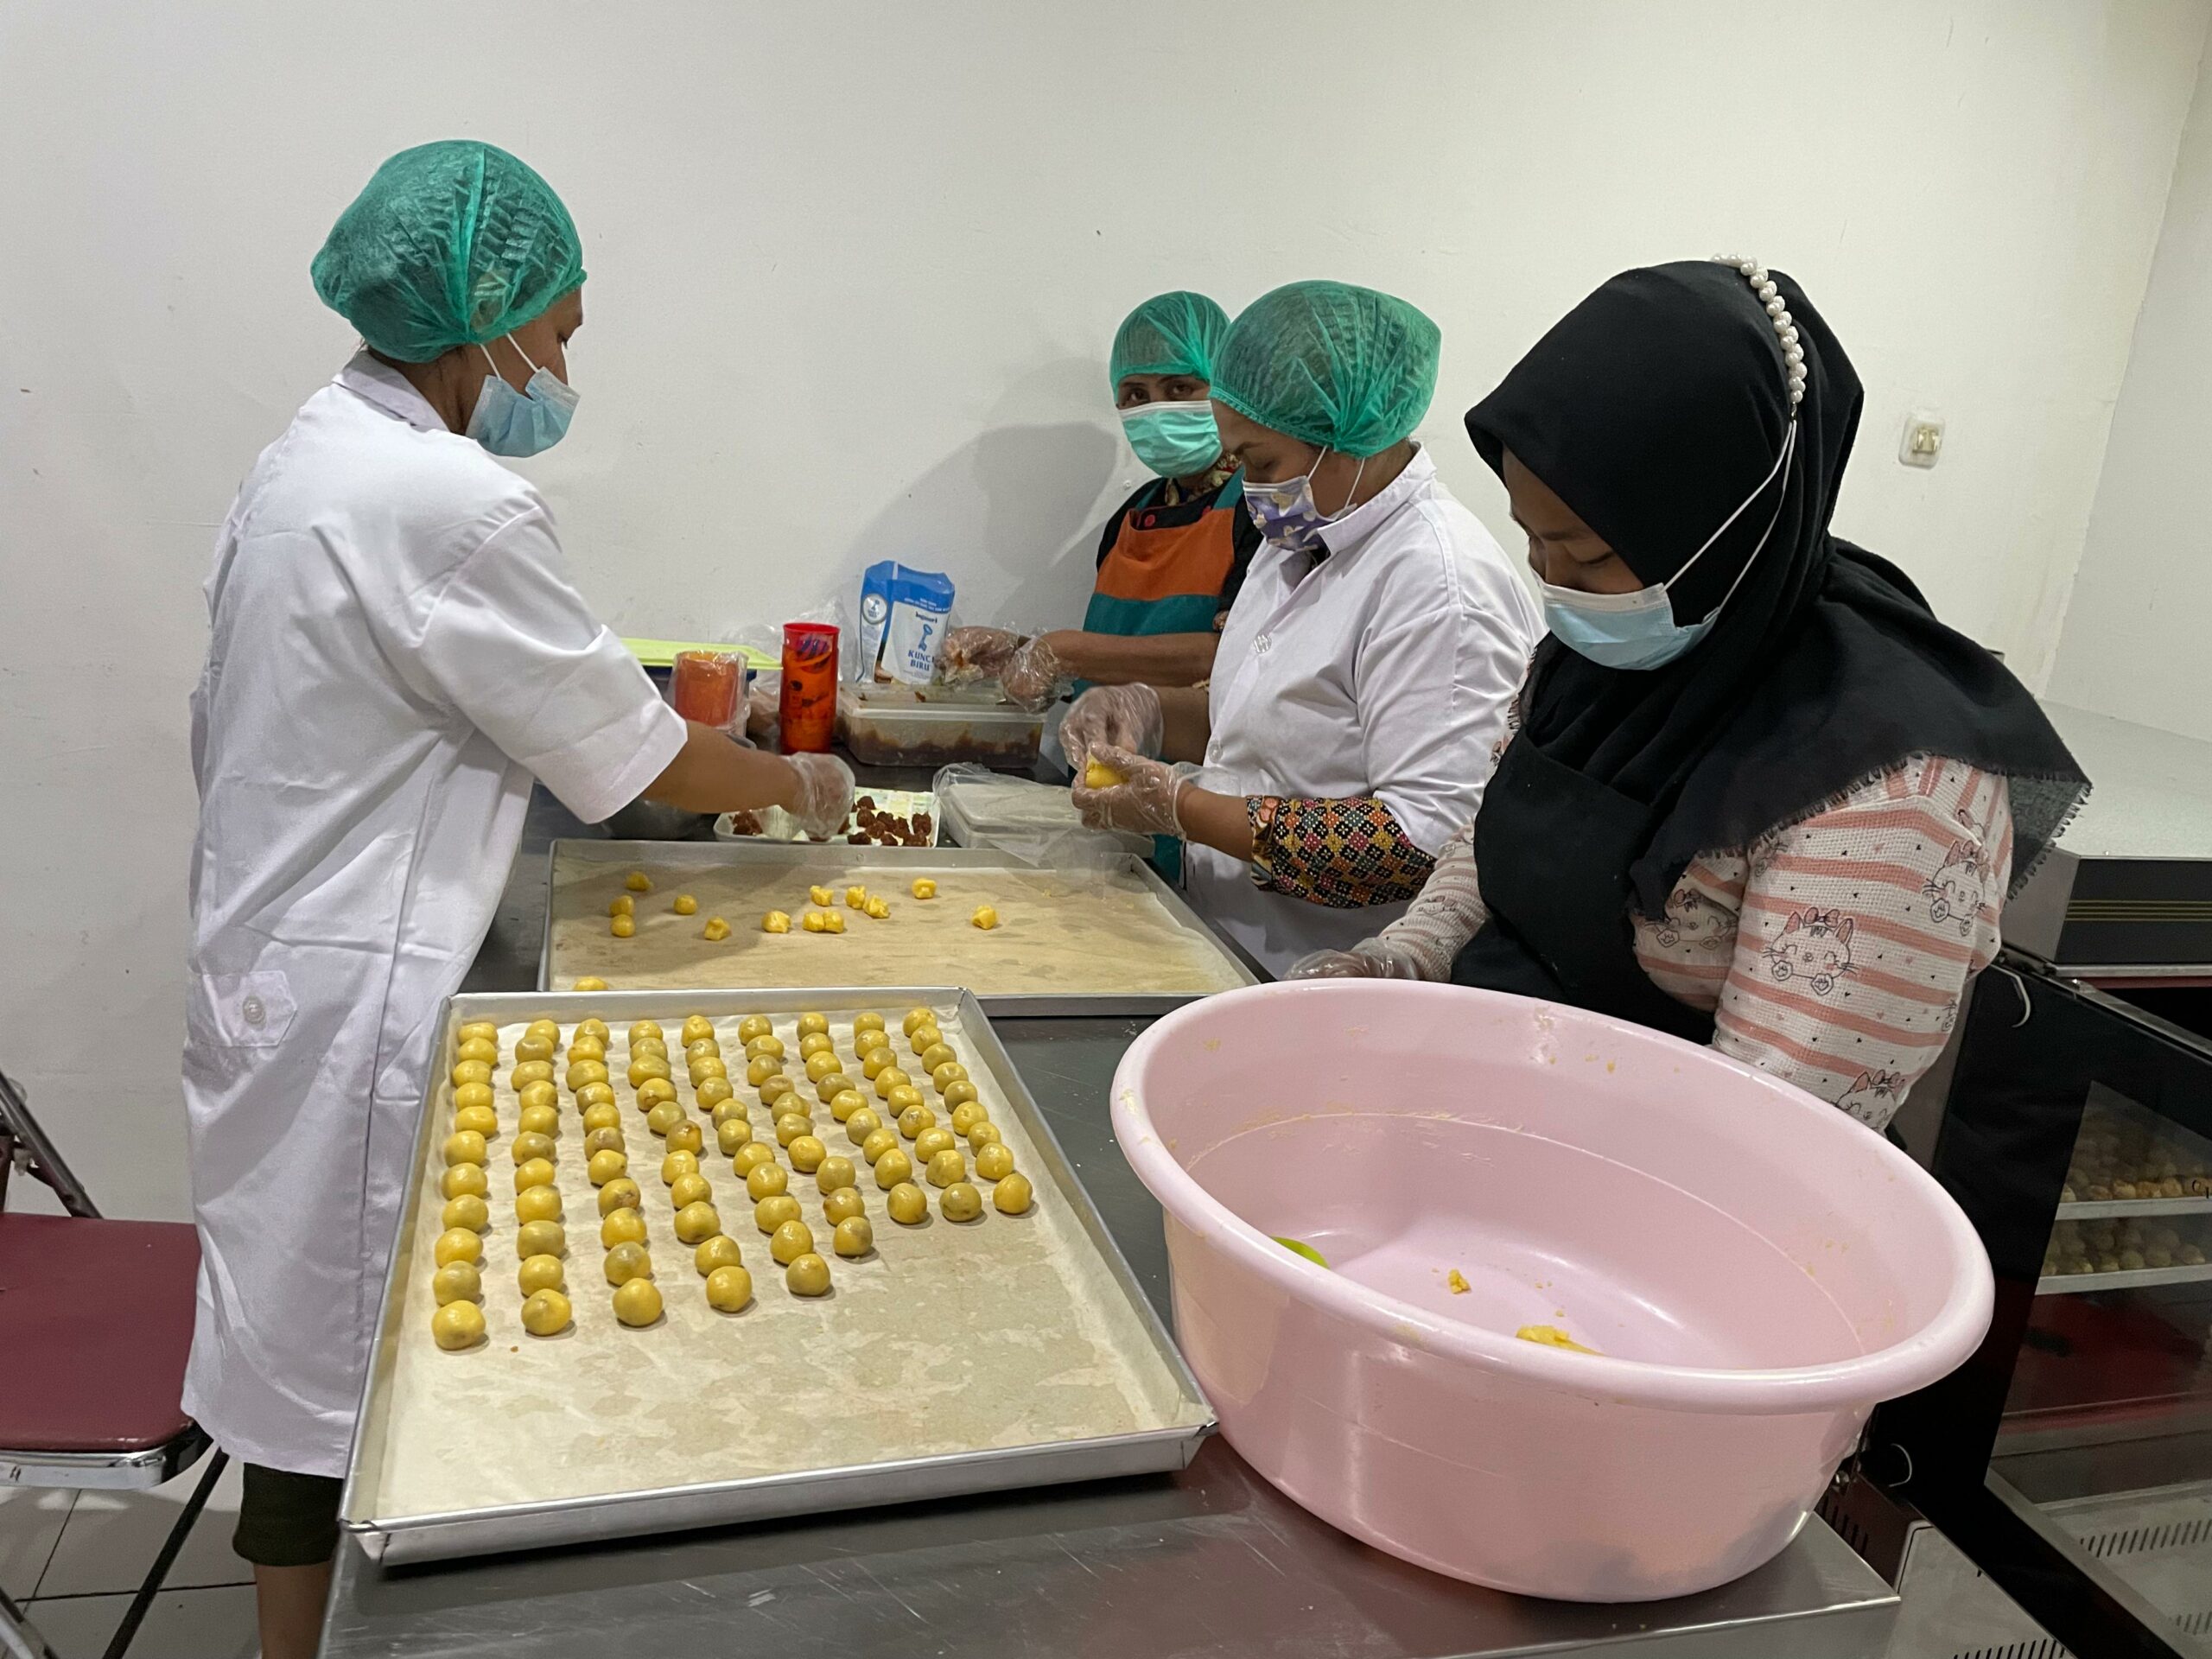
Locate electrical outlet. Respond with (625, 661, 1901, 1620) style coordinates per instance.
(1899, 411, 1944, 468)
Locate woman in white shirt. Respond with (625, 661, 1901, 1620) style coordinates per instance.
(185, 141, 850, 1656)
(1066, 281, 1540, 974)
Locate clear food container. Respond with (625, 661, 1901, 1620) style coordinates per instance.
(837, 683, 1042, 771)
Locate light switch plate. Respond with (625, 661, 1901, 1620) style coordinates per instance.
(1899, 410, 1944, 468)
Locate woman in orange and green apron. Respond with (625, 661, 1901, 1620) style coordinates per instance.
(942, 290, 1259, 709)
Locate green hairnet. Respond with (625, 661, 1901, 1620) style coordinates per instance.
(1212, 281, 1440, 457)
(310, 141, 587, 363)
(1109, 290, 1230, 391)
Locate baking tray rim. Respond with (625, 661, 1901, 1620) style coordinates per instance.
(535, 838, 1267, 1012)
(339, 985, 1215, 1561)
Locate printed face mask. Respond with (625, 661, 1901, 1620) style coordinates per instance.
(1244, 446, 1366, 556)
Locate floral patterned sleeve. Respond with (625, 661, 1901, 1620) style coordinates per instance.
(1246, 796, 1439, 909)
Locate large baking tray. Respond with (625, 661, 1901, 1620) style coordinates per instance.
(537, 839, 1263, 1015)
(340, 987, 1214, 1564)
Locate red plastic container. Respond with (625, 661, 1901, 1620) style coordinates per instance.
(671, 651, 742, 730)
(779, 623, 839, 753)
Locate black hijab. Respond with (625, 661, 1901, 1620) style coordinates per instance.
(1465, 260, 2087, 918)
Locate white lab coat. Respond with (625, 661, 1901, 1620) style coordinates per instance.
(1187, 447, 1540, 973)
(181, 353, 685, 1477)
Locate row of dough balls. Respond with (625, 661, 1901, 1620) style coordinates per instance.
(601, 868, 1000, 940)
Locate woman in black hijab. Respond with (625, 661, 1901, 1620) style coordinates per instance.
(1294, 258, 2088, 1128)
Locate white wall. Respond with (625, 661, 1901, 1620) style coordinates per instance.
(2047, 29, 2212, 741)
(3, 0, 2204, 1217)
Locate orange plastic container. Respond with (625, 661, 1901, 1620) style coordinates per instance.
(779, 623, 839, 753)
(671, 651, 742, 730)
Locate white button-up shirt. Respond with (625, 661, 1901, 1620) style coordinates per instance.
(1187, 446, 1540, 973)
(181, 353, 685, 1476)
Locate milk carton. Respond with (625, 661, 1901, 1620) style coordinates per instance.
(856, 561, 955, 684)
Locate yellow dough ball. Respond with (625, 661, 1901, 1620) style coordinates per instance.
(671, 1172, 713, 1211)
(694, 1234, 743, 1276)
(457, 1020, 499, 1044)
(441, 1164, 488, 1201)
(816, 1154, 857, 1194)
(684, 1041, 720, 1071)
(913, 1127, 956, 1163)
(802, 1051, 839, 1085)
(746, 1033, 787, 1062)
(845, 1107, 883, 1145)
(754, 1194, 801, 1234)
(661, 1148, 701, 1185)
(830, 1088, 868, 1123)
(513, 1158, 557, 1194)
(566, 1059, 609, 1090)
(610, 914, 636, 938)
(511, 1131, 556, 1166)
(833, 1217, 874, 1258)
(454, 1080, 496, 1115)
(747, 1161, 791, 1201)
(672, 893, 699, 916)
(969, 906, 999, 931)
(568, 1033, 607, 1063)
(886, 1084, 925, 1117)
(785, 1253, 832, 1296)
(809, 884, 835, 906)
(515, 1185, 563, 1225)
(597, 1179, 642, 1217)
(940, 1181, 984, 1222)
(512, 1078, 555, 1113)
(518, 1254, 565, 1295)
(689, 1056, 728, 1085)
(822, 910, 847, 934)
(580, 1128, 621, 1157)
(745, 1054, 783, 1088)
(801, 910, 828, 933)
(901, 1007, 934, 1036)
(907, 1028, 942, 1059)
(975, 1142, 1016, 1182)
(716, 1119, 753, 1156)
(625, 870, 654, 893)
(791, 1012, 826, 1037)
(576, 1018, 611, 1043)
(918, 1042, 956, 1074)
(774, 1112, 813, 1148)
(854, 1027, 891, 1055)
(930, 1062, 969, 1094)
(927, 1149, 968, 1188)
(887, 1182, 929, 1224)
(524, 1017, 560, 1042)
(1084, 758, 1127, 790)
(442, 1130, 487, 1167)
(798, 1032, 835, 1061)
(517, 1103, 558, 1138)
(432, 1300, 486, 1351)
(434, 1228, 482, 1268)
(823, 1186, 867, 1226)
(966, 1122, 1002, 1153)
(613, 1278, 663, 1326)
(861, 1049, 893, 1083)
(863, 896, 891, 920)
(432, 1261, 480, 1305)
(853, 1011, 887, 1036)
(861, 1128, 899, 1166)
(760, 1074, 797, 1107)
(454, 1104, 499, 1138)
(910, 877, 937, 899)
(681, 1014, 715, 1045)
(874, 1068, 911, 1101)
(665, 1122, 703, 1157)
(517, 1220, 566, 1259)
(711, 1096, 751, 1128)
(628, 1057, 672, 1090)
(874, 1148, 913, 1190)
(788, 1135, 828, 1173)
(442, 1194, 490, 1232)
(992, 1173, 1033, 1215)
(509, 1034, 550, 1065)
(645, 1101, 685, 1137)
(705, 1264, 754, 1312)
(636, 1077, 677, 1111)
(762, 911, 792, 934)
(512, 1059, 556, 1087)
(601, 1208, 648, 1249)
(770, 1219, 817, 1266)
(588, 1149, 629, 1186)
(734, 1142, 777, 1177)
(521, 1288, 573, 1336)
(582, 1101, 623, 1133)
(575, 1081, 617, 1110)
(737, 1014, 773, 1043)
(603, 1242, 653, 1286)
(696, 1075, 735, 1110)
(609, 894, 635, 918)
(675, 1201, 721, 1245)
(815, 1072, 854, 1104)
(573, 976, 608, 992)
(946, 1090, 983, 1125)
(628, 1018, 664, 1042)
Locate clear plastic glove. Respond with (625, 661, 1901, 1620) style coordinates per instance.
(1060, 683, 1164, 775)
(1289, 820, 1488, 982)
(1069, 745, 1195, 836)
(996, 633, 1070, 713)
(783, 751, 855, 840)
(940, 626, 1025, 682)
(1286, 942, 1430, 980)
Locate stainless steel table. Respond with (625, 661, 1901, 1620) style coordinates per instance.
(321, 784, 1900, 1659)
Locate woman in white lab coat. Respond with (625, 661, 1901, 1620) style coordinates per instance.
(1067, 281, 1541, 974)
(182, 141, 851, 1656)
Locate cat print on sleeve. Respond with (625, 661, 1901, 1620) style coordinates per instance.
(1837, 1070, 1907, 1126)
(1922, 839, 1988, 938)
(1654, 891, 1732, 953)
(1764, 906, 1857, 996)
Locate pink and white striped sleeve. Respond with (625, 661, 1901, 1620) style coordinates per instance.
(1712, 758, 2012, 1128)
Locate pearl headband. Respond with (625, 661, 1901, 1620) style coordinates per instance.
(1713, 256, 1805, 411)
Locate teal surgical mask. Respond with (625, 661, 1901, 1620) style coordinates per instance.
(1119, 400, 1222, 477)
(466, 336, 577, 457)
(1544, 423, 1797, 671)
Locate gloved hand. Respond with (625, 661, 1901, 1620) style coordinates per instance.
(996, 633, 1070, 714)
(940, 626, 1025, 681)
(1060, 683, 1164, 775)
(1069, 745, 1196, 836)
(1286, 819, 1487, 982)
(783, 751, 855, 840)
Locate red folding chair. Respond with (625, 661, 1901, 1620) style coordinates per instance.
(0, 1071, 226, 1659)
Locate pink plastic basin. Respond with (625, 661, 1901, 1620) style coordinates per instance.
(1111, 980, 1992, 1601)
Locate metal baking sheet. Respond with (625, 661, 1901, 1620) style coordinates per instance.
(537, 839, 1263, 1015)
(340, 988, 1214, 1564)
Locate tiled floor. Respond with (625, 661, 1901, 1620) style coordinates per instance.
(2, 1456, 260, 1657)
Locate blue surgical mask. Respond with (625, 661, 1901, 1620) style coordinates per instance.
(1244, 445, 1365, 556)
(1542, 423, 1798, 671)
(1119, 400, 1222, 477)
(465, 336, 578, 457)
